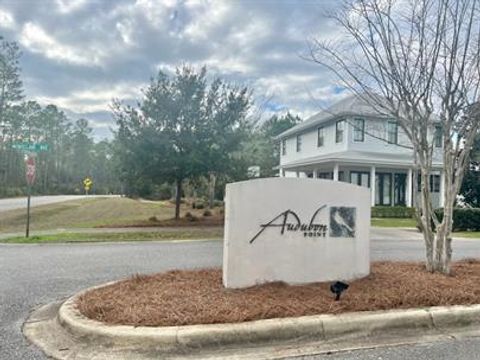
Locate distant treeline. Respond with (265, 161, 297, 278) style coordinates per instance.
(0, 36, 121, 197)
(0, 35, 300, 201)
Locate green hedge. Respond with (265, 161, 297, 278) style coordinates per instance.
(371, 206, 415, 218)
(0, 187, 25, 198)
(434, 208, 480, 231)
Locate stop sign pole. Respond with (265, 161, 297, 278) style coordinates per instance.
(25, 154, 36, 238)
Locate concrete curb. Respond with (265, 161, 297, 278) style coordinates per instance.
(57, 281, 480, 353)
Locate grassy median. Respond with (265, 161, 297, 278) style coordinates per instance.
(0, 197, 177, 233)
(0, 229, 223, 244)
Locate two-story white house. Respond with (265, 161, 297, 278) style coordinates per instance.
(275, 95, 444, 208)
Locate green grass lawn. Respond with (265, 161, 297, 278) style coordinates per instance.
(1, 229, 223, 244)
(0, 197, 176, 233)
(370, 218, 480, 238)
(371, 217, 417, 228)
(452, 232, 480, 239)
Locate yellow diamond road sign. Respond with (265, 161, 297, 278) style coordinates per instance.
(83, 177, 93, 190)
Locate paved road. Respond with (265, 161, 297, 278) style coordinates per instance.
(1, 233, 480, 359)
(0, 195, 117, 213)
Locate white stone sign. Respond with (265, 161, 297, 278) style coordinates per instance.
(223, 177, 370, 288)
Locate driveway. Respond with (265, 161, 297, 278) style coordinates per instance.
(1, 231, 479, 359)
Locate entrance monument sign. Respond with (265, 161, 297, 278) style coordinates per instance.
(223, 178, 370, 288)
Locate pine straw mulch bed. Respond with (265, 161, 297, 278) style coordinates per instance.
(77, 260, 480, 327)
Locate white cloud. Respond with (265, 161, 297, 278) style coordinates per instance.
(128, 0, 174, 29)
(35, 82, 145, 113)
(55, 0, 88, 14)
(0, 8, 15, 29)
(182, 1, 231, 40)
(116, 19, 135, 45)
(4, 0, 343, 136)
(19, 22, 104, 66)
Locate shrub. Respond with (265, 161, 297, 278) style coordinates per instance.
(184, 212, 198, 222)
(213, 200, 224, 208)
(148, 216, 159, 222)
(203, 209, 212, 217)
(194, 202, 205, 209)
(152, 183, 172, 200)
(434, 208, 480, 231)
(0, 187, 25, 198)
(371, 206, 415, 218)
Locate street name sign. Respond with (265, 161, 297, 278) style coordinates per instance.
(12, 142, 49, 152)
(223, 177, 371, 288)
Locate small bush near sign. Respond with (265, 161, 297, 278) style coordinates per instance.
(435, 208, 480, 231)
(372, 206, 415, 218)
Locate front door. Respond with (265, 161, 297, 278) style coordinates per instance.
(394, 173, 406, 206)
(375, 173, 392, 205)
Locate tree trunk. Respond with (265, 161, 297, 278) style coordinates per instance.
(433, 154, 456, 274)
(175, 179, 182, 220)
(418, 168, 436, 272)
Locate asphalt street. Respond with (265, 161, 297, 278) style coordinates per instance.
(0, 195, 117, 213)
(1, 232, 480, 359)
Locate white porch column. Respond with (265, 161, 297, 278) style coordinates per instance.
(370, 165, 376, 206)
(333, 163, 339, 181)
(312, 169, 318, 179)
(406, 168, 413, 207)
(439, 170, 445, 207)
(279, 167, 285, 177)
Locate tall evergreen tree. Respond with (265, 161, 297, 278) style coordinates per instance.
(243, 112, 300, 178)
(113, 65, 251, 219)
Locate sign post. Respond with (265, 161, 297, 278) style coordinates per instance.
(11, 142, 48, 238)
(25, 155, 36, 238)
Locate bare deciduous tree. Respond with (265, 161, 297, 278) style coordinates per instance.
(309, 0, 480, 274)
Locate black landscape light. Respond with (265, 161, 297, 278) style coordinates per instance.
(330, 281, 349, 301)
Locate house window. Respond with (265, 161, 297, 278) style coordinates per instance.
(353, 118, 365, 142)
(317, 127, 324, 147)
(434, 126, 442, 148)
(282, 139, 286, 156)
(318, 172, 333, 179)
(375, 173, 392, 205)
(431, 175, 441, 193)
(387, 121, 398, 144)
(350, 171, 370, 188)
(394, 173, 406, 206)
(336, 120, 344, 143)
(417, 174, 441, 193)
(296, 135, 302, 152)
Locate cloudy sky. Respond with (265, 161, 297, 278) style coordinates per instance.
(0, 0, 346, 139)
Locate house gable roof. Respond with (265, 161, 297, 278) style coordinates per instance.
(275, 94, 389, 140)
